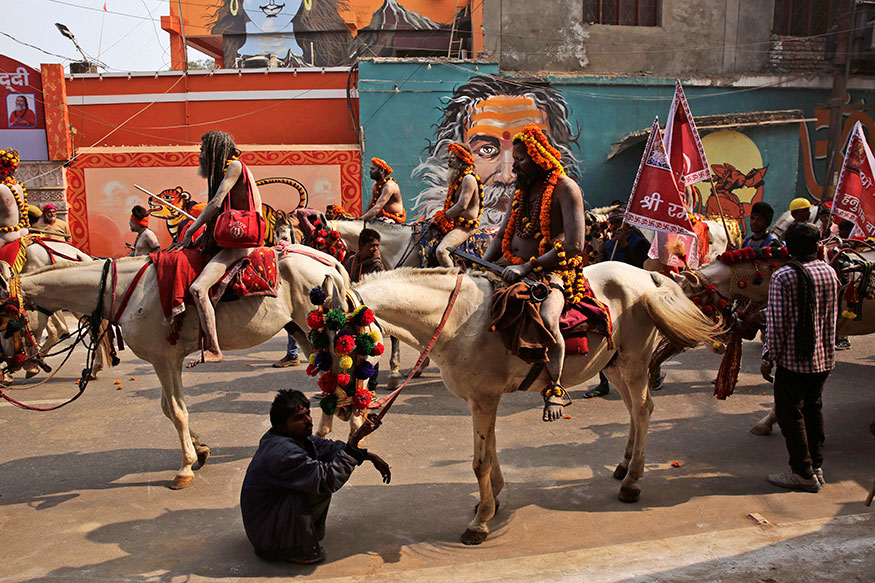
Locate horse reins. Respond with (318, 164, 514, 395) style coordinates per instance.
(0, 258, 143, 411)
(369, 271, 464, 419)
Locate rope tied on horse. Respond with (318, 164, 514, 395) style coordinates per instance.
(0, 259, 122, 411)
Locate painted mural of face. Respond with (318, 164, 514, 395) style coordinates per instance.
(240, 0, 303, 58)
(411, 75, 579, 229)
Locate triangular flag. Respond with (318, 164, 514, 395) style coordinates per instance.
(832, 121, 875, 237)
(103, 2, 107, 10)
(625, 117, 696, 237)
(664, 80, 711, 189)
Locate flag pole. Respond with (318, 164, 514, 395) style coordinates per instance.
(608, 217, 624, 261)
(706, 176, 735, 250)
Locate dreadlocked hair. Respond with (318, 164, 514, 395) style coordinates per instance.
(786, 259, 816, 362)
(200, 131, 240, 200)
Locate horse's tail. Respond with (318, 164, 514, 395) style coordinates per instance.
(641, 272, 723, 349)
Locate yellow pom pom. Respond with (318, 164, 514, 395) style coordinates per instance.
(841, 310, 857, 320)
(712, 341, 722, 350)
(339, 355, 353, 370)
(308, 353, 316, 365)
(368, 330, 381, 343)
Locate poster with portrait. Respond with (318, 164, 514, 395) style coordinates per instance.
(0, 55, 48, 160)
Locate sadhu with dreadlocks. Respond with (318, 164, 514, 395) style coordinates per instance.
(0, 148, 29, 273)
(171, 131, 264, 365)
(360, 157, 405, 223)
(482, 124, 586, 422)
(431, 142, 484, 267)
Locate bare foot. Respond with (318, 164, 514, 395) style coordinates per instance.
(542, 385, 572, 422)
(186, 349, 223, 369)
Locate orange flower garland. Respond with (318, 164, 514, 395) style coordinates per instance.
(0, 149, 28, 234)
(370, 157, 393, 175)
(434, 168, 484, 234)
(447, 142, 475, 166)
(501, 124, 564, 266)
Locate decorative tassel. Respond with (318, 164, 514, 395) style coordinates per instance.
(714, 332, 743, 400)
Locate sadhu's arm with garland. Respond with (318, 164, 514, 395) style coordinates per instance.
(481, 124, 586, 422)
(360, 157, 405, 223)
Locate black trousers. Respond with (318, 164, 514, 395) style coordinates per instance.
(773, 366, 830, 479)
(254, 491, 332, 561)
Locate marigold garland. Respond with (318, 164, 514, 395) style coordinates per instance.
(434, 168, 484, 234)
(0, 149, 28, 234)
(447, 142, 476, 166)
(370, 157, 393, 175)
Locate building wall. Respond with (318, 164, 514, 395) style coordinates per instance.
(484, 0, 829, 77)
(358, 60, 875, 232)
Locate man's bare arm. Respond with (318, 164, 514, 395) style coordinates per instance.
(444, 174, 477, 219)
(481, 208, 512, 263)
(360, 181, 397, 220)
(173, 161, 242, 247)
(144, 230, 161, 253)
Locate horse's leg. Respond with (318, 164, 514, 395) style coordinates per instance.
(189, 429, 211, 468)
(462, 394, 500, 545)
(604, 366, 633, 480)
(611, 364, 654, 503)
(347, 413, 365, 441)
(153, 358, 199, 489)
(316, 409, 334, 437)
(751, 406, 777, 436)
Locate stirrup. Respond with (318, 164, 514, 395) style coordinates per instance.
(541, 382, 572, 407)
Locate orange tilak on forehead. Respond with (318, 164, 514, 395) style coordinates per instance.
(466, 96, 549, 141)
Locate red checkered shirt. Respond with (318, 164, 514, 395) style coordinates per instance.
(762, 259, 838, 373)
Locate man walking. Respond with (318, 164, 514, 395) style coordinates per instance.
(761, 222, 837, 493)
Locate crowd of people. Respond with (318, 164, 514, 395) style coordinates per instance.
(1, 125, 859, 564)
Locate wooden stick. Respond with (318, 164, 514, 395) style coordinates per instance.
(707, 176, 735, 250)
(866, 481, 875, 507)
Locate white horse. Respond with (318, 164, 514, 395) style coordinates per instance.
(348, 264, 721, 544)
(0, 245, 352, 489)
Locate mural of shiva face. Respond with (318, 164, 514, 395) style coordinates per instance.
(238, 0, 304, 60)
(412, 75, 580, 228)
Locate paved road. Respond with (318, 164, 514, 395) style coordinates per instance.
(1, 328, 872, 582)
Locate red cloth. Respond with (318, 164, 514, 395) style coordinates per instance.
(150, 247, 279, 325)
(0, 238, 21, 266)
(151, 248, 210, 324)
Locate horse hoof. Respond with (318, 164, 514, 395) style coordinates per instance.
(750, 423, 772, 436)
(613, 464, 628, 480)
(618, 485, 640, 503)
(169, 475, 193, 490)
(25, 369, 38, 379)
(461, 529, 488, 545)
(473, 499, 500, 515)
(196, 445, 211, 469)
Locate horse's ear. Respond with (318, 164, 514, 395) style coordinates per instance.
(321, 274, 341, 309)
(671, 270, 702, 292)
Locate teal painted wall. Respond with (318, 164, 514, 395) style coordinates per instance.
(358, 60, 875, 229)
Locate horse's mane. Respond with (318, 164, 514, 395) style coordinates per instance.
(21, 256, 146, 277)
(357, 266, 463, 284)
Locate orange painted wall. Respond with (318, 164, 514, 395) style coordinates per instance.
(65, 68, 357, 149)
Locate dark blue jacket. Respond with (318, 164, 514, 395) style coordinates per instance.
(240, 429, 367, 552)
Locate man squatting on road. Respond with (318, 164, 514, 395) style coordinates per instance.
(241, 389, 391, 564)
(482, 124, 586, 422)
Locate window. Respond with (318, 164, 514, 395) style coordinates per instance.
(773, 0, 836, 37)
(584, 0, 659, 27)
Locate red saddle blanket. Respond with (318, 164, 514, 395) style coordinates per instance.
(489, 275, 613, 364)
(150, 247, 280, 324)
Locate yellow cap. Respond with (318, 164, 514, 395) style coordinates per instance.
(789, 197, 812, 212)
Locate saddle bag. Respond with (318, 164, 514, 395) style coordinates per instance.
(214, 162, 265, 248)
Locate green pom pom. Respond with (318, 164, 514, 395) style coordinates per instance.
(356, 334, 375, 356)
(308, 330, 329, 350)
(7, 317, 23, 332)
(320, 394, 338, 415)
(753, 277, 764, 286)
(325, 309, 347, 331)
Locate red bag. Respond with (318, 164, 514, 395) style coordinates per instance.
(214, 162, 265, 248)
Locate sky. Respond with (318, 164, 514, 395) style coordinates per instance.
(1, 0, 210, 72)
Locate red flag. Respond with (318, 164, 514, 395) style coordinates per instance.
(664, 79, 711, 188)
(832, 121, 875, 237)
(625, 118, 696, 237)
(103, 2, 107, 9)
